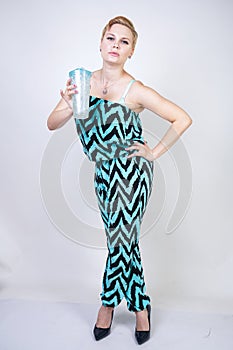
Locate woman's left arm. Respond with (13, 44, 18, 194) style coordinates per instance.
(126, 83, 193, 161)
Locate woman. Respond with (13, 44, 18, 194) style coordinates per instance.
(47, 16, 192, 345)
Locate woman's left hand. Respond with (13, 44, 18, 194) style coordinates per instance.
(126, 142, 156, 161)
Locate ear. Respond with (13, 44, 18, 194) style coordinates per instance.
(129, 49, 134, 58)
(100, 38, 104, 51)
(129, 48, 134, 59)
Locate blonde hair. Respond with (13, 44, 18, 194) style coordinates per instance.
(101, 16, 138, 49)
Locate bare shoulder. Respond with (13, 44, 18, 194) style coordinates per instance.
(123, 79, 144, 112)
(129, 79, 192, 125)
(131, 80, 161, 98)
(126, 79, 162, 111)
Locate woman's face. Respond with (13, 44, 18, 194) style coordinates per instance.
(100, 24, 134, 65)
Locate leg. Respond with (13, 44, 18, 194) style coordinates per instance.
(95, 305, 114, 328)
(94, 157, 154, 311)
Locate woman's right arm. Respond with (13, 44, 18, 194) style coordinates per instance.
(47, 78, 77, 130)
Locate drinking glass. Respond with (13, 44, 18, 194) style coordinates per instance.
(69, 68, 92, 119)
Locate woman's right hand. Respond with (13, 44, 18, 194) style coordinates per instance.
(60, 78, 78, 109)
(47, 78, 78, 130)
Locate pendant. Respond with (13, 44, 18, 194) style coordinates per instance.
(102, 87, 108, 95)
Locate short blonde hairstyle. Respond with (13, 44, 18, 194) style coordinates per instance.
(101, 16, 138, 49)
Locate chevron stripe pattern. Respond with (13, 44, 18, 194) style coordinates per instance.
(75, 96, 145, 162)
(75, 96, 154, 312)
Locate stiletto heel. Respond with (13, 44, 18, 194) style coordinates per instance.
(135, 304, 151, 345)
(93, 309, 114, 341)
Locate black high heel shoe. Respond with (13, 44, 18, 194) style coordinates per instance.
(93, 309, 114, 341)
(135, 304, 151, 345)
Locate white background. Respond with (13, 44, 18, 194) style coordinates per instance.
(0, 0, 232, 313)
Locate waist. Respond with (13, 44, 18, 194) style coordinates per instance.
(86, 138, 145, 164)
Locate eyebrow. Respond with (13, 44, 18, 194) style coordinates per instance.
(106, 32, 131, 41)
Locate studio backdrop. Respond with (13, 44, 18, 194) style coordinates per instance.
(0, 0, 232, 313)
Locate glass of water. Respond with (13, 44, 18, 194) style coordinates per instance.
(69, 67, 92, 119)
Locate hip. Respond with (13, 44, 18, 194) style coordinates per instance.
(94, 156, 154, 192)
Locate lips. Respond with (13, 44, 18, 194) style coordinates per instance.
(108, 52, 119, 57)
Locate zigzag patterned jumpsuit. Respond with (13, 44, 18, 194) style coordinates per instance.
(75, 80, 154, 312)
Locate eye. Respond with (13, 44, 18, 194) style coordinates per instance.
(107, 36, 114, 41)
(122, 40, 129, 45)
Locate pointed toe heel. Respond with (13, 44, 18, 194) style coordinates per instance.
(93, 309, 114, 341)
(135, 304, 151, 345)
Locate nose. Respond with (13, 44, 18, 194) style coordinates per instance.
(113, 41, 119, 49)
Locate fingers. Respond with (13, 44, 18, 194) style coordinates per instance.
(109, 139, 154, 161)
(66, 81, 78, 95)
(66, 78, 77, 90)
(125, 144, 141, 159)
(60, 79, 78, 102)
(125, 146, 140, 151)
(66, 77, 72, 86)
(126, 142, 153, 161)
(59, 89, 72, 109)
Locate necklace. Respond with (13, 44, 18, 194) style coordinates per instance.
(102, 80, 118, 95)
(100, 73, 124, 95)
(102, 86, 108, 95)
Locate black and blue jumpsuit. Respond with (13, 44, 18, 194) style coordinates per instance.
(75, 80, 154, 312)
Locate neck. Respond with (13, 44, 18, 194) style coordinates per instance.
(100, 64, 125, 85)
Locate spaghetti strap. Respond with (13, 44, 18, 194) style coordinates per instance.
(119, 79, 136, 103)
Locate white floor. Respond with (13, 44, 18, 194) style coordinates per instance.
(0, 299, 232, 350)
